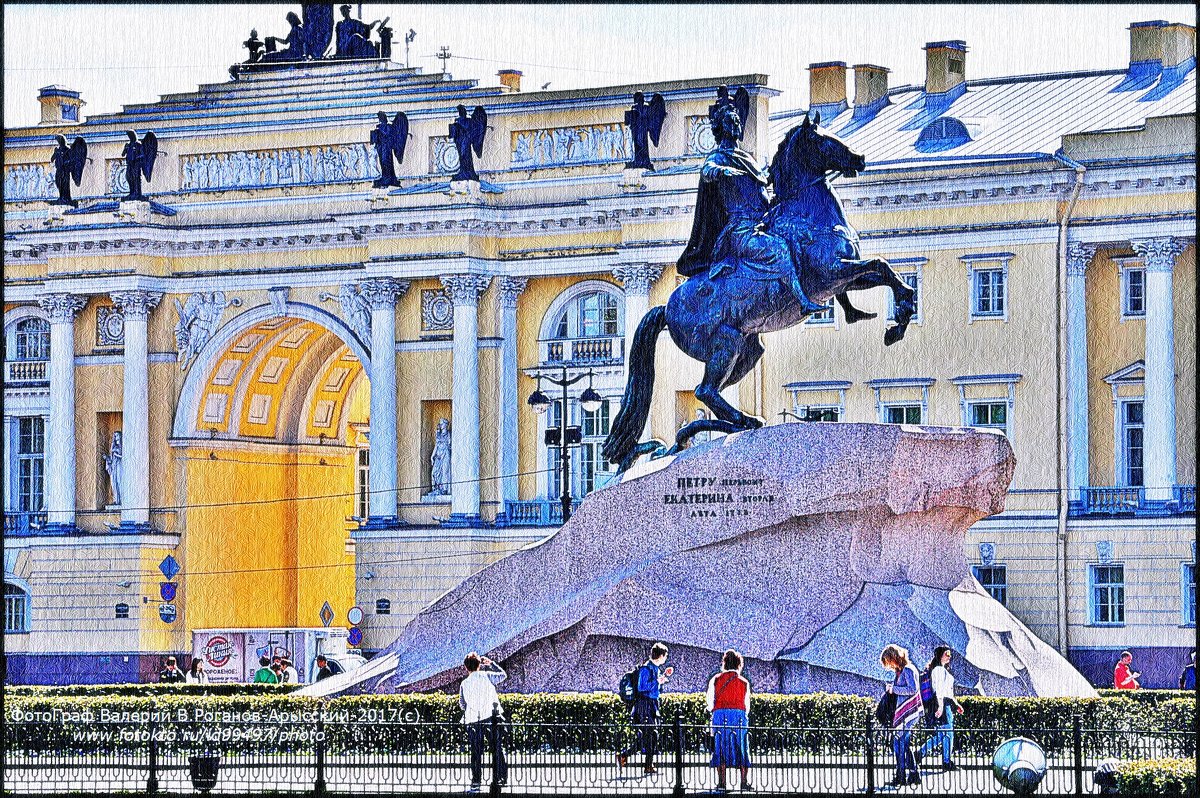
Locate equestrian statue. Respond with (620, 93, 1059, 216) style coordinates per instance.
(602, 88, 916, 473)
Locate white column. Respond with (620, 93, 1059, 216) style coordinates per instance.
(360, 278, 409, 526)
(110, 290, 163, 529)
(495, 277, 528, 512)
(1132, 237, 1184, 502)
(441, 274, 491, 523)
(37, 293, 86, 532)
(612, 264, 664, 374)
(1065, 242, 1094, 501)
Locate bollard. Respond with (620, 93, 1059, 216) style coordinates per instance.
(146, 719, 159, 795)
(314, 716, 327, 796)
(864, 711, 876, 796)
(672, 713, 685, 798)
(489, 704, 502, 798)
(1072, 715, 1083, 796)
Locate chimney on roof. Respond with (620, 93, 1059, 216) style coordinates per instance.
(852, 64, 890, 110)
(1128, 20, 1168, 67)
(498, 69, 522, 92)
(808, 62, 848, 115)
(1161, 21, 1196, 69)
(38, 85, 84, 126)
(924, 40, 967, 95)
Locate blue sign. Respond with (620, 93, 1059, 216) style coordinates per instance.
(159, 603, 177, 624)
(348, 627, 363, 647)
(159, 555, 180, 581)
(159, 582, 177, 602)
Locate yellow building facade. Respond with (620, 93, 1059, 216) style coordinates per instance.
(4, 18, 1195, 687)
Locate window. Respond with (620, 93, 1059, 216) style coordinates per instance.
(16, 417, 46, 512)
(885, 404, 922, 425)
(356, 448, 370, 519)
(888, 270, 921, 323)
(1089, 564, 1125, 625)
(549, 398, 615, 499)
(972, 268, 1006, 317)
(1181, 560, 1196, 625)
(14, 318, 50, 361)
(115, 603, 130, 619)
(5, 583, 29, 633)
(805, 302, 834, 325)
(800, 407, 840, 422)
(375, 598, 391, 616)
(972, 564, 1007, 605)
(1121, 266, 1146, 318)
(969, 402, 1008, 435)
(554, 291, 620, 339)
(914, 117, 971, 153)
(1120, 401, 1144, 487)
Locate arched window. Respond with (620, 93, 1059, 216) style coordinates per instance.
(553, 290, 620, 339)
(5, 583, 29, 633)
(914, 117, 972, 153)
(13, 318, 50, 361)
(543, 287, 623, 366)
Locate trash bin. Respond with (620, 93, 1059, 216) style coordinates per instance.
(188, 753, 221, 794)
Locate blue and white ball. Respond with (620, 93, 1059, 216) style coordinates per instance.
(992, 737, 1048, 794)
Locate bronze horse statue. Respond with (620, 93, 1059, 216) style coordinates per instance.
(603, 105, 915, 472)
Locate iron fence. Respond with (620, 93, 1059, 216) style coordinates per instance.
(3, 711, 1193, 796)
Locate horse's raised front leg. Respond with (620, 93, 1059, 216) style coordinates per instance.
(835, 292, 877, 324)
(839, 257, 916, 345)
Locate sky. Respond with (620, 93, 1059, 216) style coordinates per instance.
(3, 3, 1196, 128)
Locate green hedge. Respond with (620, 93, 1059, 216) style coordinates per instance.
(2, 683, 299, 697)
(1096, 689, 1194, 706)
(4, 689, 1194, 758)
(1118, 758, 1197, 796)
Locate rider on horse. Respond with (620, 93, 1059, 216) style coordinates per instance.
(676, 102, 826, 316)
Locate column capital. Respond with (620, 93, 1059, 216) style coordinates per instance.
(1131, 237, 1187, 273)
(495, 277, 529, 309)
(441, 274, 491, 307)
(1065, 242, 1097, 277)
(37, 292, 87, 322)
(110, 290, 163, 320)
(612, 263, 665, 295)
(359, 277, 410, 311)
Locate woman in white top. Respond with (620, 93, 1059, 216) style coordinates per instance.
(917, 646, 964, 770)
(185, 659, 208, 684)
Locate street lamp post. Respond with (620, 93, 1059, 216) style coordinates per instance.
(527, 366, 602, 524)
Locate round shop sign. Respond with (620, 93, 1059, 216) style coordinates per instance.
(204, 635, 235, 668)
(348, 627, 363, 647)
(347, 606, 364, 625)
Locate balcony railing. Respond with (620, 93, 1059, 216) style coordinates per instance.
(4, 511, 46, 535)
(499, 499, 581, 526)
(1077, 485, 1195, 516)
(540, 336, 624, 366)
(5, 360, 48, 384)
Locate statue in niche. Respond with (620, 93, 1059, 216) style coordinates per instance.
(103, 431, 123, 506)
(625, 92, 667, 170)
(449, 105, 488, 182)
(370, 111, 409, 188)
(174, 292, 242, 371)
(121, 130, 158, 201)
(427, 418, 452, 497)
(50, 135, 88, 206)
(335, 4, 384, 58)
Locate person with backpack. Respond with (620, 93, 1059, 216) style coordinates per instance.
(706, 649, 753, 793)
(881, 643, 922, 787)
(616, 642, 672, 775)
(916, 646, 964, 771)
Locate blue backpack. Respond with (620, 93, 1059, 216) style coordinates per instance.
(618, 665, 643, 706)
(919, 668, 939, 721)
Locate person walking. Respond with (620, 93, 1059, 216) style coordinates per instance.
(459, 652, 508, 791)
(616, 642, 673, 775)
(1180, 651, 1196, 691)
(706, 649, 753, 792)
(1113, 651, 1141, 690)
(185, 658, 208, 684)
(916, 646, 964, 771)
(253, 656, 278, 684)
(881, 644, 923, 787)
(158, 656, 186, 684)
(280, 657, 299, 685)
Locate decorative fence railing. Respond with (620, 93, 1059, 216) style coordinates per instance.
(500, 499, 581, 526)
(1079, 485, 1196, 516)
(3, 713, 1193, 796)
(4, 511, 46, 536)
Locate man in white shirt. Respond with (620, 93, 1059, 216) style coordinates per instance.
(459, 652, 508, 790)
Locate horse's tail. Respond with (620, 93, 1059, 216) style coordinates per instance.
(602, 305, 667, 469)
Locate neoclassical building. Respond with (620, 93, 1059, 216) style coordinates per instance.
(4, 14, 1195, 686)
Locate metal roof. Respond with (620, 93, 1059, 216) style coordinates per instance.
(770, 64, 1196, 167)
